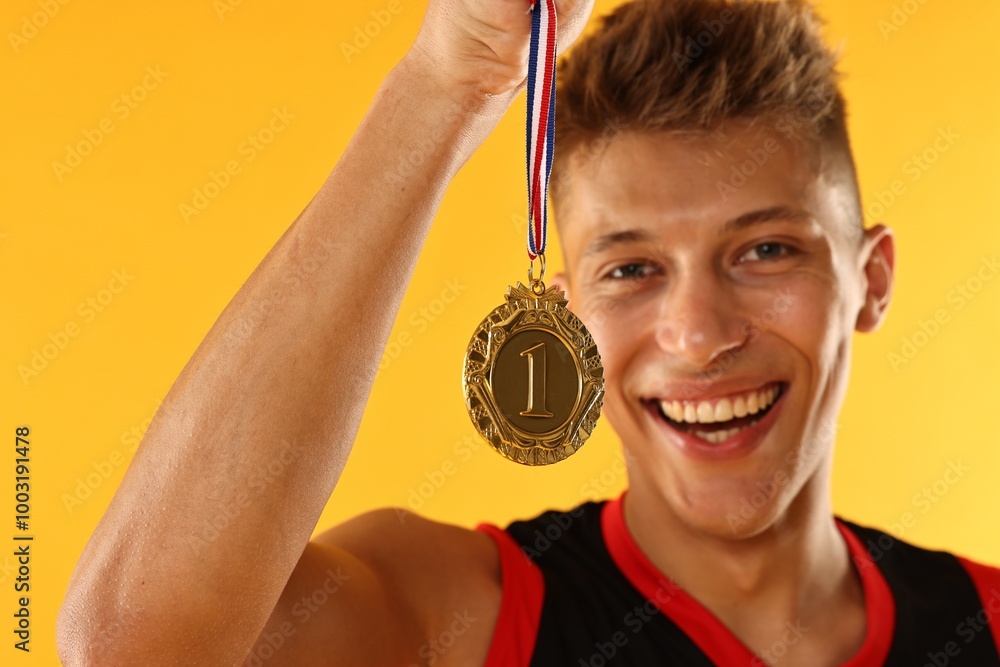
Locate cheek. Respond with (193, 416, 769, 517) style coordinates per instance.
(576, 294, 652, 380)
(754, 275, 846, 372)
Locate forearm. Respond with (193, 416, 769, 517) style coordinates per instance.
(58, 53, 514, 665)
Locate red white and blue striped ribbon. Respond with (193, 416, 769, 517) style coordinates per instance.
(526, 0, 557, 260)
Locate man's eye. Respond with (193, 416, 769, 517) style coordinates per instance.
(607, 263, 657, 280)
(740, 242, 793, 262)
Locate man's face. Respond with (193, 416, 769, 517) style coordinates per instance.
(555, 125, 892, 538)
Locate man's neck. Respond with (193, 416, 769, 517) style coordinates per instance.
(622, 476, 867, 664)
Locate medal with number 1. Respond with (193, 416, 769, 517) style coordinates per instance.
(462, 0, 605, 466)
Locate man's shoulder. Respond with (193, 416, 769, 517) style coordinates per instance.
(838, 516, 999, 567)
(838, 516, 1000, 599)
(308, 498, 607, 606)
(475, 499, 612, 571)
(314, 506, 500, 579)
(313, 499, 608, 573)
(311, 507, 504, 665)
(315, 507, 501, 614)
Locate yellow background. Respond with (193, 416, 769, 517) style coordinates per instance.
(2, 0, 998, 663)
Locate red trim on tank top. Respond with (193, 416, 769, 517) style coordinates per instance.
(601, 492, 896, 666)
(476, 522, 545, 667)
(957, 556, 1000, 654)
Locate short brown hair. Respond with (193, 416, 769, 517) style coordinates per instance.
(552, 0, 859, 219)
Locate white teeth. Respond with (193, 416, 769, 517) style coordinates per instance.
(658, 384, 780, 425)
(693, 426, 737, 444)
(691, 417, 762, 444)
(733, 396, 748, 418)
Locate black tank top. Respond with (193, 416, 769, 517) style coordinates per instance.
(477, 496, 1000, 666)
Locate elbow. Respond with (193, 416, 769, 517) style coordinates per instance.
(56, 594, 137, 667)
(56, 597, 103, 667)
(56, 600, 93, 667)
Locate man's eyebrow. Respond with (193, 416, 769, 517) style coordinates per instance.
(720, 206, 812, 234)
(583, 228, 657, 257)
(582, 206, 811, 257)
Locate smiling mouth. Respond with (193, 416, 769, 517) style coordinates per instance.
(651, 382, 785, 444)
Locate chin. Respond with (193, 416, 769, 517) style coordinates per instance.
(619, 428, 806, 544)
(663, 473, 795, 541)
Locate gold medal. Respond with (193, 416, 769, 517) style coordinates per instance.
(463, 259, 604, 466)
(462, 0, 603, 464)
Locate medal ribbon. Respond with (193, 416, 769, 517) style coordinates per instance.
(526, 0, 557, 261)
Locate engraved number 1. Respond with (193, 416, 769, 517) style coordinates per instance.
(520, 342, 554, 418)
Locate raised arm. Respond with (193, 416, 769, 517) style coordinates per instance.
(56, 1, 593, 666)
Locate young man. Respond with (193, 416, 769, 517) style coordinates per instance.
(57, 0, 1000, 665)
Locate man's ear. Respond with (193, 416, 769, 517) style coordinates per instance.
(550, 271, 572, 305)
(855, 224, 895, 333)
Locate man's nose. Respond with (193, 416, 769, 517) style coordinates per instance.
(653, 272, 747, 368)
